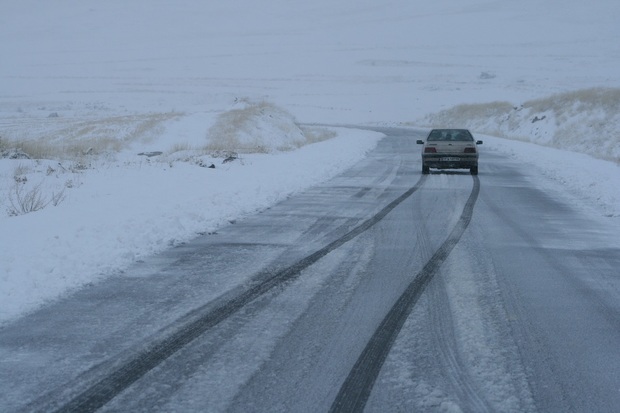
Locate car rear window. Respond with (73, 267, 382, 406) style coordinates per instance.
(427, 129, 473, 141)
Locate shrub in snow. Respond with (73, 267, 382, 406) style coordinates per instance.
(206, 101, 307, 154)
(1, 148, 31, 160)
(5, 163, 69, 216)
(1, 112, 181, 161)
(299, 126, 337, 144)
(8, 182, 45, 216)
(7, 181, 67, 216)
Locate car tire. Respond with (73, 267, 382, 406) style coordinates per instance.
(470, 166, 478, 175)
(422, 165, 430, 174)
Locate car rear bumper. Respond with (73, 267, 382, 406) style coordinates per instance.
(422, 154, 478, 169)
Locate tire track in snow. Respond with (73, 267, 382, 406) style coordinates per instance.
(329, 175, 480, 413)
(427, 273, 493, 412)
(48, 176, 429, 413)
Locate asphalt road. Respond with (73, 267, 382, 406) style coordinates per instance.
(1, 127, 619, 412)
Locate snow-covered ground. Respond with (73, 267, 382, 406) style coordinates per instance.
(1, 0, 619, 324)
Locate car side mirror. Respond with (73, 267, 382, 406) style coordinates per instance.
(416, 140, 424, 144)
(476, 140, 483, 145)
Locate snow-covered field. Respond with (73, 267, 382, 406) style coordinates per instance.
(1, 0, 619, 324)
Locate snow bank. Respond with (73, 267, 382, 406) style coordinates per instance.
(0, 105, 381, 325)
(419, 88, 620, 163)
(206, 100, 307, 153)
(481, 135, 620, 219)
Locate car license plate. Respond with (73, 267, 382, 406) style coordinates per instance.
(440, 157, 460, 162)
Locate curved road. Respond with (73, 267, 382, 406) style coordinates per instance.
(1, 127, 619, 412)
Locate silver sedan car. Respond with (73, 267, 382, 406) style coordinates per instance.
(416, 129, 483, 175)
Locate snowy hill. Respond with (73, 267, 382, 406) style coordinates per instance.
(418, 88, 620, 163)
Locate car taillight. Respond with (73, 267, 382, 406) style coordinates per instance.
(464, 147, 476, 153)
(424, 147, 437, 153)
